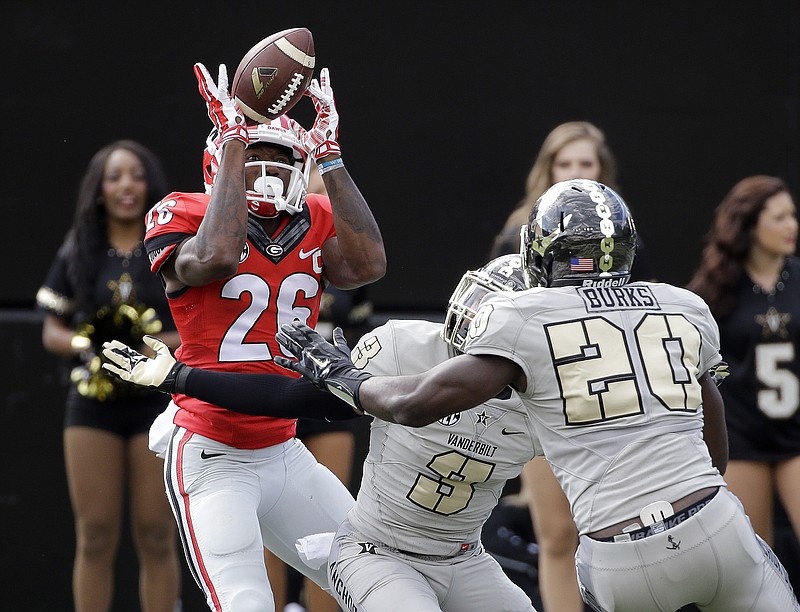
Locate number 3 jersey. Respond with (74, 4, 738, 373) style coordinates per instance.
(464, 282, 728, 536)
(144, 191, 336, 449)
(348, 319, 543, 557)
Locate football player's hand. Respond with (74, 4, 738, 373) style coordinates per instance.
(101, 336, 191, 394)
(300, 68, 341, 160)
(274, 322, 370, 414)
(709, 361, 730, 386)
(194, 63, 249, 147)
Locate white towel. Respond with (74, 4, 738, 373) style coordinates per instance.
(295, 532, 336, 569)
(149, 402, 178, 458)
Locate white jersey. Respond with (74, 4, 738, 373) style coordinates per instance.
(464, 281, 727, 535)
(347, 319, 543, 556)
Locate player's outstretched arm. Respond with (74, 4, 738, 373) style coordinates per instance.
(102, 336, 359, 420)
(295, 68, 386, 289)
(275, 324, 372, 413)
(167, 64, 250, 289)
(275, 321, 521, 426)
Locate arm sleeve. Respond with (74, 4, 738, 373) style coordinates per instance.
(182, 368, 361, 421)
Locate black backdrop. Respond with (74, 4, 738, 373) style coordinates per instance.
(2, 1, 800, 609)
(3, 0, 799, 309)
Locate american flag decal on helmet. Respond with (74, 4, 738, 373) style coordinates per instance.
(570, 257, 594, 272)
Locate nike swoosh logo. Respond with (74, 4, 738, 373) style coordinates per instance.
(299, 248, 319, 260)
(200, 450, 227, 459)
(308, 353, 331, 371)
(501, 428, 524, 436)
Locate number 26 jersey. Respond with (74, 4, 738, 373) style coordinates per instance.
(144, 191, 336, 449)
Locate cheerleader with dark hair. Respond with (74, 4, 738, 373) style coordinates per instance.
(688, 175, 800, 552)
(36, 140, 181, 612)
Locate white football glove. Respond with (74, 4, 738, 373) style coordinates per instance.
(300, 67, 341, 160)
(102, 336, 190, 393)
(194, 63, 249, 147)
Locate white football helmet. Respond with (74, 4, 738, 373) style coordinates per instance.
(202, 115, 311, 218)
(442, 254, 527, 353)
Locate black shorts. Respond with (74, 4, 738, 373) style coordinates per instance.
(64, 387, 171, 439)
(727, 425, 800, 463)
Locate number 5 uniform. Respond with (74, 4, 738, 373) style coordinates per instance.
(720, 257, 800, 462)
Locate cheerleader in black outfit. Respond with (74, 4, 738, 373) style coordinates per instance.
(36, 141, 182, 612)
(688, 175, 800, 549)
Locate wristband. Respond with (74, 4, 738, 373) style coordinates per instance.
(313, 141, 342, 160)
(317, 157, 345, 175)
(218, 124, 249, 147)
(170, 362, 194, 394)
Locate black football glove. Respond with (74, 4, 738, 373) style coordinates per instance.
(274, 322, 371, 414)
(101, 336, 192, 394)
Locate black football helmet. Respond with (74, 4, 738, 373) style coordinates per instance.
(522, 179, 637, 288)
(442, 254, 527, 353)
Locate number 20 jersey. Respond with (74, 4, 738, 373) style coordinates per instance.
(348, 319, 543, 556)
(464, 282, 727, 535)
(144, 191, 336, 449)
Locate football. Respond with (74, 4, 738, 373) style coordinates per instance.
(232, 28, 315, 124)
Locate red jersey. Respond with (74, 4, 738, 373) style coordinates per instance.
(144, 192, 336, 448)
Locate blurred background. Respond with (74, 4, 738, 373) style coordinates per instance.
(2, 0, 798, 608)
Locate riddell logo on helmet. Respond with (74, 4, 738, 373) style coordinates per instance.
(582, 277, 626, 288)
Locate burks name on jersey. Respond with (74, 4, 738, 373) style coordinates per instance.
(579, 285, 661, 312)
